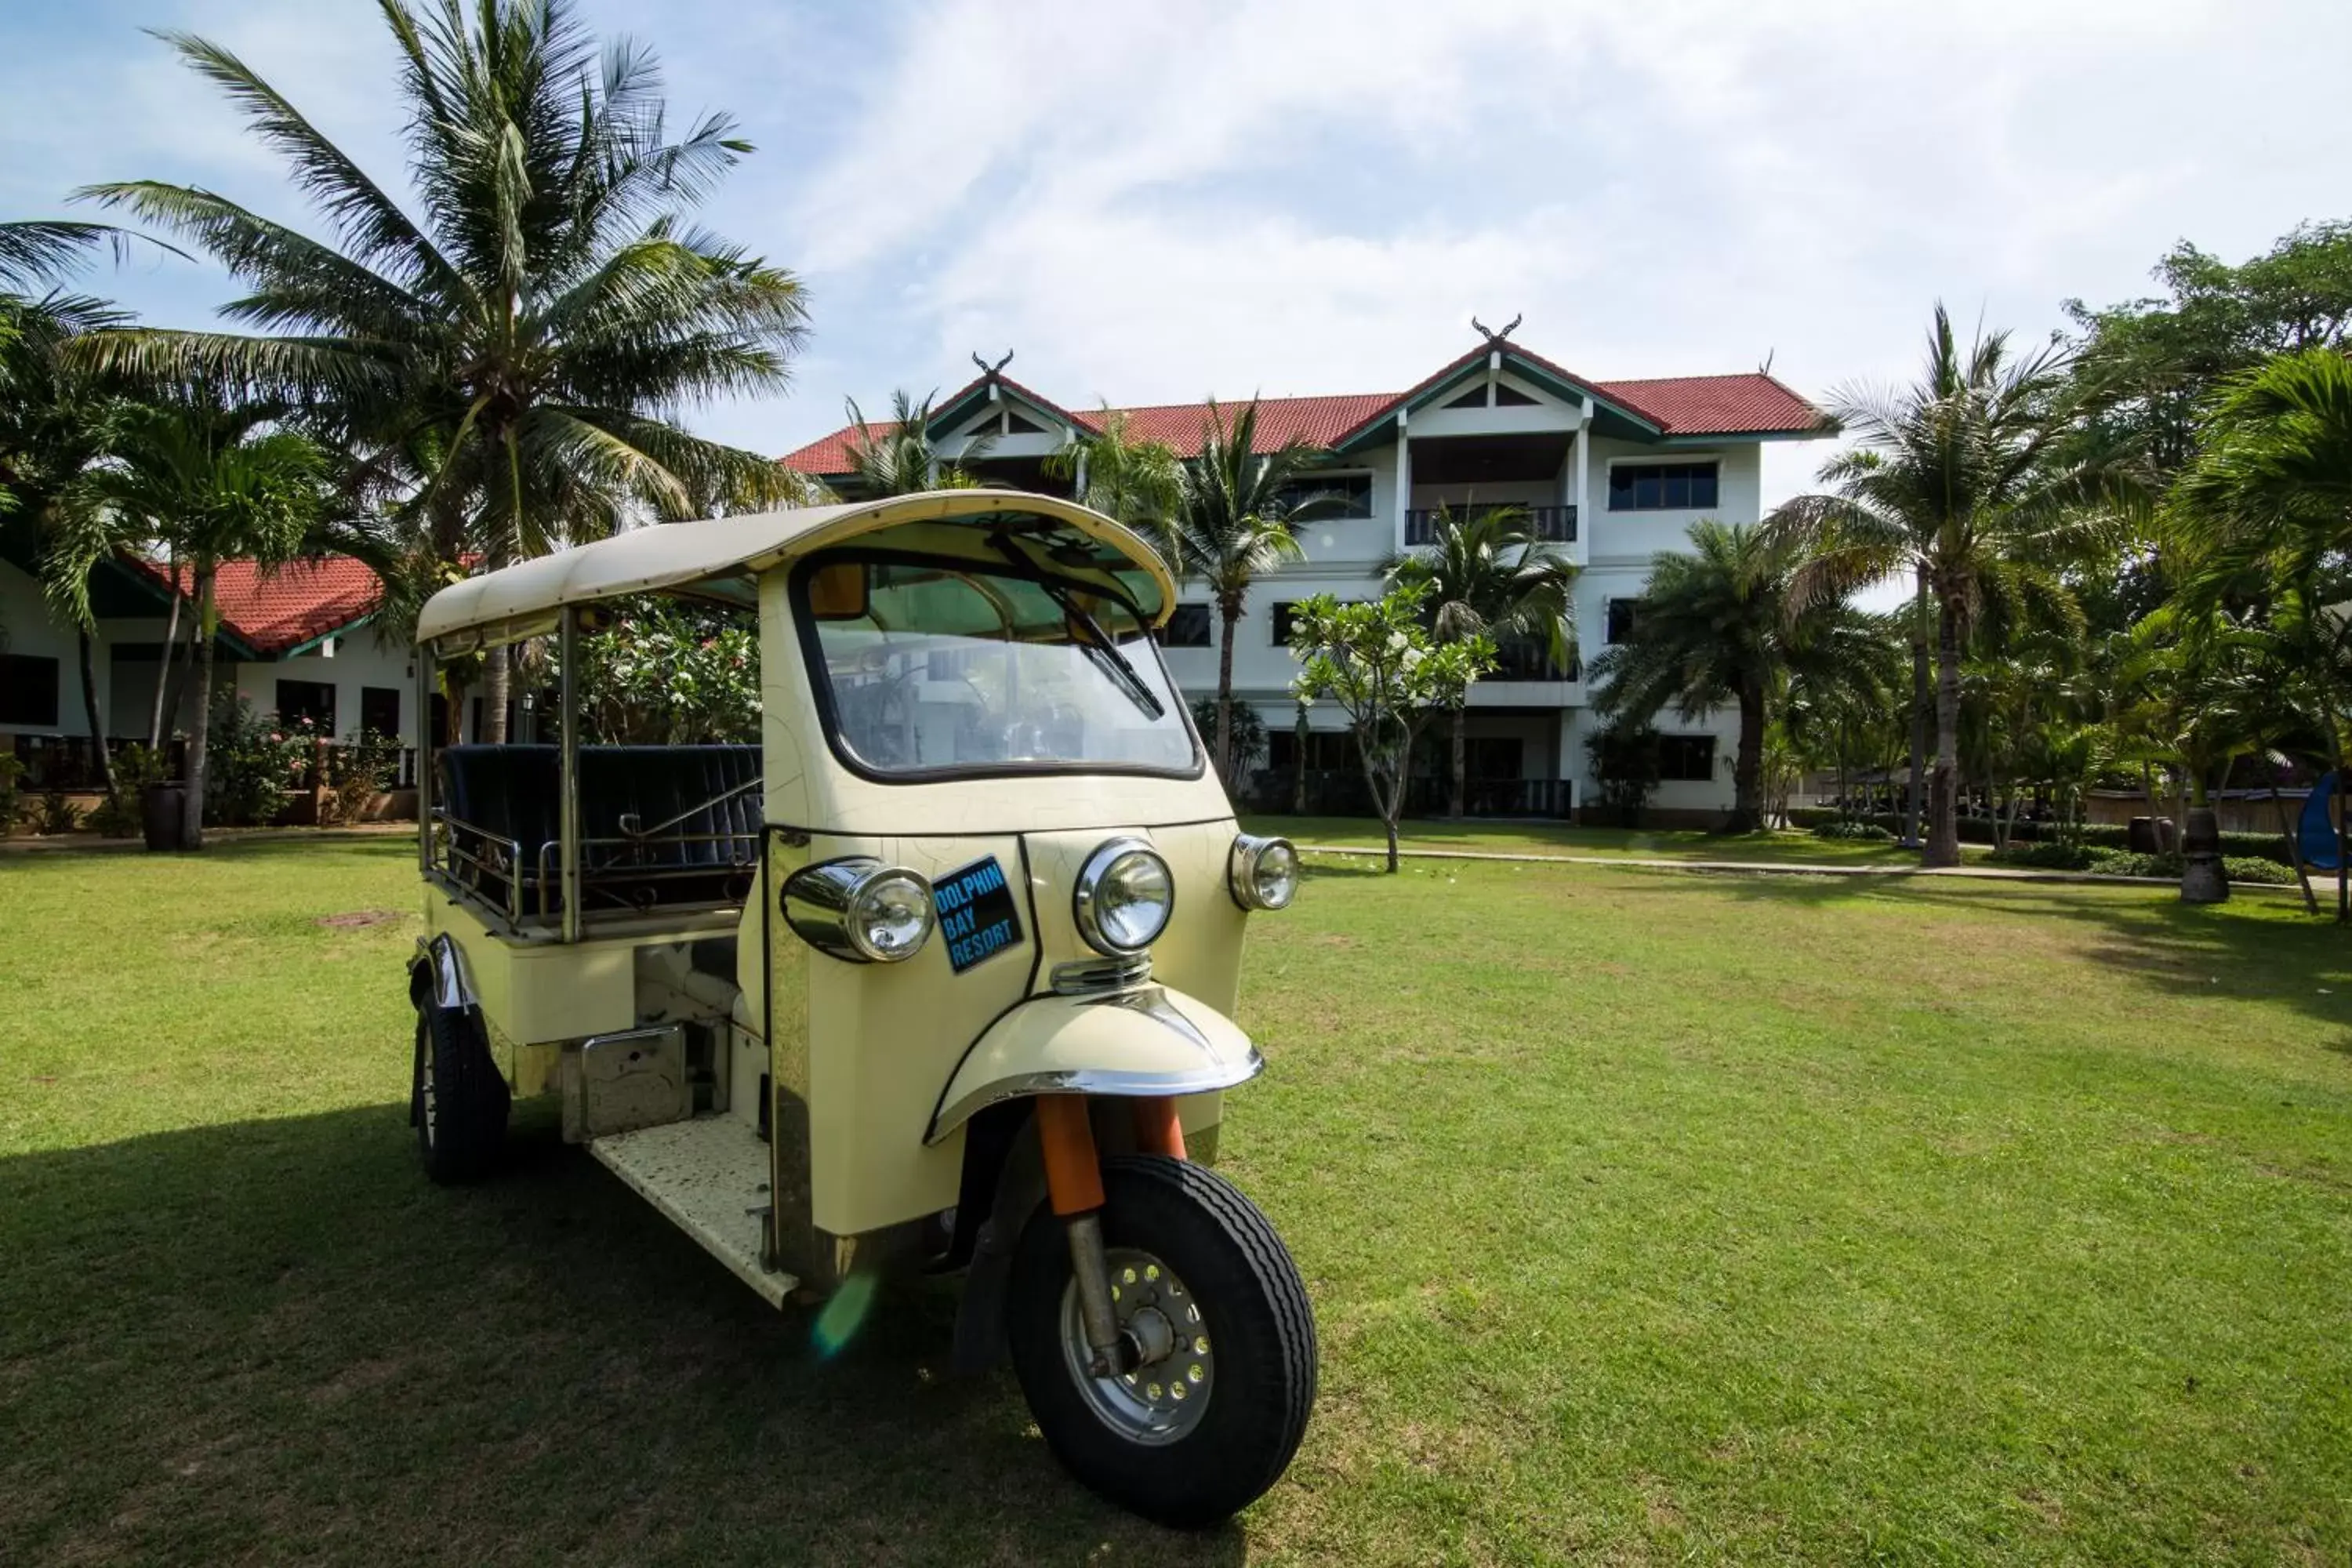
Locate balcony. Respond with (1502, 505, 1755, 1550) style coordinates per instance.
(1489, 634, 1576, 683)
(1404, 503, 1576, 546)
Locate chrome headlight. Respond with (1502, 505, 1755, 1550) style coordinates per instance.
(1228, 833, 1299, 911)
(1073, 837, 1174, 955)
(782, 858, 935, 963)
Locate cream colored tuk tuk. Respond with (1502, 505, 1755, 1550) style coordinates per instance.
(405, 490, 1313, 1525)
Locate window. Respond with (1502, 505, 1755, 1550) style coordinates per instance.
(1658, 735, 1715, 782)
(1607, 461, 1719, 511)
(0, 654, 60, 728)
(360, 686, 401, 739)
(1271, 601, 1300, 645)
(1268, 729, 1353, 771)
(1604, 598, 1642, 644)
(1273, 473, 1373, 521)
(276, 679, 336, 731)
(1004, 408, 1046, 434)
(1159, 604, 1212, 648)
(797, 554, 1197, 779)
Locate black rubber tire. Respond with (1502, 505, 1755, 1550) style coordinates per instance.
(412, 1001, 510, 1185)
(1007, 1155, 1317, 1527)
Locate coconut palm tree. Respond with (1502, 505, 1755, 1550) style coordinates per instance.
(1, 274, 138, 796)
(1044, 408, 1185, 533)
(75, 0, 809, 740)
(56, 397, 325, 847)
(1586, 520, 1842, 832)
(1153, 400, 1333, 776)
(1379, 504, 1579, 817)
(840, 389, 993, 496)
(1766, 304, 2123, 866)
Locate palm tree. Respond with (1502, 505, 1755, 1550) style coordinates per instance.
(1779, 609, 1905, 820)
(1766, 304, 2122, 866)
(1586, 520, 1835, 832)
(840, 389, 992, 496)
(1152, 400, 1330, 777)
(1380, 504, 1579, 817)
(1044, 408, 1184, 532)
(77, 0, 810, 740)
(57, 397, 325, 847)
(1, 270, 137, 797)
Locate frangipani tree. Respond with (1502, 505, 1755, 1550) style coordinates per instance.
(1287, 584, 1495, 872)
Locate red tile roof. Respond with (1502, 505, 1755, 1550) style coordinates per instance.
(777, 343, 1827, 475)
(1593, 373, 1826, 436)
(125, 555, 383, 656)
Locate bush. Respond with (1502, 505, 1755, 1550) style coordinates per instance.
(84, 744, 171, 837)
(205, 699, 308, 827)
(33, 789, 83, 835)
(1813, 819, 1893, 841)
(325, 728, 403, 825)
(1984, 844, 2299, 885)
(0, 753, 24, 833)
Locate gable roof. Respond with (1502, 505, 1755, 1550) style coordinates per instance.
(118, 555, 383, 658)
(777, 341, 1828, 477)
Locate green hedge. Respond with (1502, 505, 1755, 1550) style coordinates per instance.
(1788, 808, 2296, 865)
(1984, 844, 2299, 885)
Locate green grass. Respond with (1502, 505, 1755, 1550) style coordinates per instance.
(4, 837, 2350, 1563)
(1249, 814, 1995, 866)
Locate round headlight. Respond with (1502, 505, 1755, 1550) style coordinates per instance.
(845, 867, 935, 962)
(782, 858, 935, 964)
(1073, 838, 1174, 955)
(1229, 833, 1299, 911)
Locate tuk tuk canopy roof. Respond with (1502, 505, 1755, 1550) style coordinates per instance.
(414, 489, 1176, 653)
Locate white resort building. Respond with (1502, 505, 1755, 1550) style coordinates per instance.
(780, 329, 1835, 823)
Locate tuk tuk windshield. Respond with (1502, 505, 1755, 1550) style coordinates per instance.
(799, 554, 1201, 779)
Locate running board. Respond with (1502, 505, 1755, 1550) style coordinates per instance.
(587, 1117, 797, 1308)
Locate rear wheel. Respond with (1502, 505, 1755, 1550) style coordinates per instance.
(412, 1001, 509, 1185)
(1007, 1154, 1316, 1527)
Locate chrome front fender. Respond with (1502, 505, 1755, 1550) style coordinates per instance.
(408, 931, 479, 1014)
(925, 984, 1264, 1145)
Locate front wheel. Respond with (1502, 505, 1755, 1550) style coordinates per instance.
(411, 1000, 509, 1185)
(1007, 1154, 1317, 1527)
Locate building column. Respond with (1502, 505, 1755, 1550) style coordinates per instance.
(1393, 410, 1411, 553)
(1570, 398, 1592, 568)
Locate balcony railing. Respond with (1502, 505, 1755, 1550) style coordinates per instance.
(1490, 636, 1577, 683)
(1404, 503, 1577, 546)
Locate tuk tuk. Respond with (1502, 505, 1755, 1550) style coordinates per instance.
(405, 490, 1314, 1525)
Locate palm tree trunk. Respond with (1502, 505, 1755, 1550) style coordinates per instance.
(76, 627, 116, 799)
(482, 644, 511, 744)
(1290, 701, 1309, 815)
(1904, 570, 1929, 847)
(2264, 771, 2317, 915)
(1359, 737, 1400, 873)
(1729, 682, 1765, 833)
(149, 565, 183, 750)
(182, 568, 216, 851)
(1926, 586, 1963, 868)
(1214, 602, 1239, 779)
(1448, 706, 1465, 819)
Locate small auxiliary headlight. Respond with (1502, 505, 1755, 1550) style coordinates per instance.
(1073, 837, 1174, 955)
(1228, 833, 1299, 911)
(782, 858, 936, 964)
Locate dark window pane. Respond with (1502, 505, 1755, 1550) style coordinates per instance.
(1662, 469, 1690, 508)
(276, 679, 336, 731)
(1633, 469, 1662, 508)
(1690, 465, 1719, 509)
(359, 686, 401, 739)
(1160, 604, 1212, 648)
(1607, 467, 1635, 508)
(0, 654, 60, 727)
(1605, 599, 1640, 644)
(1657, 735, 1716, 782)
(1271, 602, 1298, 645)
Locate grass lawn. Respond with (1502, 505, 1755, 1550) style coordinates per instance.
(4, 837, 2350, 1564)
(1248, 814, 1996, 866)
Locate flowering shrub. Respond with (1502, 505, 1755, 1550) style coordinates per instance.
(555, 597, 761, 744)
(205, 698, 312, 826)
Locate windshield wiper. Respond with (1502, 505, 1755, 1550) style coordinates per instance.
(989, 534, 1167, 720)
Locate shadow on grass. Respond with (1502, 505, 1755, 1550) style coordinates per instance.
(1615, 869, 2352, 1038)
(0, 1102, 1250, 1566)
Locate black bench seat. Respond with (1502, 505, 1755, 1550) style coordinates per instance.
(438, 744, 761, 917)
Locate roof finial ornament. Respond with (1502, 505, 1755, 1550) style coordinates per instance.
(972, 349, 1014, 380)
(1471, 313, 1521, 348)
(1759, 347, 1775, 376)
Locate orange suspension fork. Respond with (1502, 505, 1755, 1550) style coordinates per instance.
(1035, 1094, 1125, 1373)
(1131, 1095, 1188, 1160)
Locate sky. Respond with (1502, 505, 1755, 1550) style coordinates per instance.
(5, 0, 2350, 522)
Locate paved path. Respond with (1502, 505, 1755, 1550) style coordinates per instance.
(0, 822, 412, 855)
(1295, 842, 2307, 895)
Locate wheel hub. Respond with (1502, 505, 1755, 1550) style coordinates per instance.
(1060, 1247, 1214, 1444)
